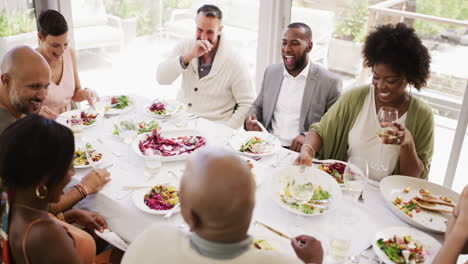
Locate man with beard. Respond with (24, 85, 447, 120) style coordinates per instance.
(0, 46, 110, 215)
(245, 23, 342, 152)
(0, 46, 50, 133)
(157, 5, 255, 129)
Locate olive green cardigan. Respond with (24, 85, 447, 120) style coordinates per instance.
(310, 85, 434, 179)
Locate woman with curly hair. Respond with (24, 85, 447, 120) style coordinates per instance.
(295, 23, 434, 180)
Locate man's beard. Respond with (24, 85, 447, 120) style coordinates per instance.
(10, 90, 36, 115)
(290, 51, 308, 72)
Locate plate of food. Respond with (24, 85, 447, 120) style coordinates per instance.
(59, 109, 99, 131)
(373, 226, 441, 264)
(132, 184, 180, 215)
(229, 131, 281, 157)
(267, 166, 342, 216)
(380, 176, 459, 233)
(315, 160, 347, 185)
(102, 95, 134, 115)
(73, 143, 104, 168)
(144, 99, 183, 119)
(113, 120, 159, 135)
(132, 129, 206, 162)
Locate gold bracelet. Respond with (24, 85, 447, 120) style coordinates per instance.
(301, 144, 316, 155)
(56, 212, 65, 221)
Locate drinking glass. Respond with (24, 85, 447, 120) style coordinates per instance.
(116, 116, 138, 144)
(288, 169, 314, 235)
(371, 106, 398, 180)
(144, 150, 162, 176)
(343, 157, 368, 203)
(377, 106, 399, 143)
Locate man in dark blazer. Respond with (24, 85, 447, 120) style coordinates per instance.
(245, 23, 342, 152)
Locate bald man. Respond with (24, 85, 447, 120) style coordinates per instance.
(0, 45, 111, 214)
(0, 45, 51, 134)
(123, 148, 323, 264)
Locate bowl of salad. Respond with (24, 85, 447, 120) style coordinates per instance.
(73, 143, 103, 168)
(229, 131, 281, 157)
(267, 166, 342, 216)
(373, 226, 441, 264)
(132, 128, 206, 162)
(144, 99, 183, 119)
(59, 109, 99, 129)
(103, 95, 134, 115)
(133, 184, 180, 215)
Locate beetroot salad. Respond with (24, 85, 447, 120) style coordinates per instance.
(144, 185, 179, 210)
(318, 162, 346, 184)
(138, 130, 206, 156)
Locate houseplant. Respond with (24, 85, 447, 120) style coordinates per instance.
(0, 8, 37, 58)
(327, 0, 368, 76)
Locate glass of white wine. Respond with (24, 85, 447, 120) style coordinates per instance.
(343, 157, 368, 203)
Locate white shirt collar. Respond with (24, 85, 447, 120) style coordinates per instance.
(283, 59, 311, 79)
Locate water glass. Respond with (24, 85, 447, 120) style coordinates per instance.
(116, 116, 138, 144)
(343, 157, 368, 202)
(144, 150, 162, 176)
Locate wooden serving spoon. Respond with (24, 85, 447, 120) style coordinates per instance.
(417, 195, 455, 208)
(415, 200, 453, 214)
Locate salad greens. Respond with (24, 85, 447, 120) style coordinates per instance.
(111, 95, 132, 109)
(312, 187, 331, 200)
(113, 120, 159, 135)
(239, 137, 265, 152)
(377, 238, 404, 263)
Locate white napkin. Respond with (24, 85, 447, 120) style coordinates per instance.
(95, 229, 129, 251)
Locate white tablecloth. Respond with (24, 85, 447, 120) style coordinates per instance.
(69, 96, 449, 263)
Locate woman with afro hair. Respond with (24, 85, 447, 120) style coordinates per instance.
(295, 23, 434, 181)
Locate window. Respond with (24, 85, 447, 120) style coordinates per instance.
(0, 0, 37, 59)
(69, 0, 259, 100)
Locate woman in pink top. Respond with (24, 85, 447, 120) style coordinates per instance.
(36, 10, 96, 119)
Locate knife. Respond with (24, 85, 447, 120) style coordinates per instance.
(255, 221, 290, 240)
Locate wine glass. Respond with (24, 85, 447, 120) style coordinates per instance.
(373, 106, 398, 179)
(343, 157, 368, 203)
(288, 169, 314, 235)
(377, 106, 398, 142)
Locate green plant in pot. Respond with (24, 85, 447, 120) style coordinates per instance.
(328, 0, 368, 76)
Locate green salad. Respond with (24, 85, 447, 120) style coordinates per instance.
(113, 120, 159, 135)
(111, 95, 132, 109)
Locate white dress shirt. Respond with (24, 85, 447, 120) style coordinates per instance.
(271, 61, 310, 146)
(347, 84, 407, 181)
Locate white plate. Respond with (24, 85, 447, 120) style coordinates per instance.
(102, 95, 135, 116)
(144, 99, 183, 119)
(132, 128, 206, 162)
(229, 131, 281, 157)
(73, 145, 104, 169)
(373, 226, 441, 264)
(313, 159, 347, 186)
(380, 176, 460, 233)
(58, 109, 99, 129)
(132, 185, 180, 215)
(267, 166, 342, 216)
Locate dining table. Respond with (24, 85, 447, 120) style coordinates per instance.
(67, 95, 452, 264)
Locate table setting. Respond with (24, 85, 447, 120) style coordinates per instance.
(61, 95, 459, 264)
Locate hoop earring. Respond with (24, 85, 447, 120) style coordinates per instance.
(35, 184, 48, 199)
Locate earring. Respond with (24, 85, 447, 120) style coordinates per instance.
(35, 184, 48, 199)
